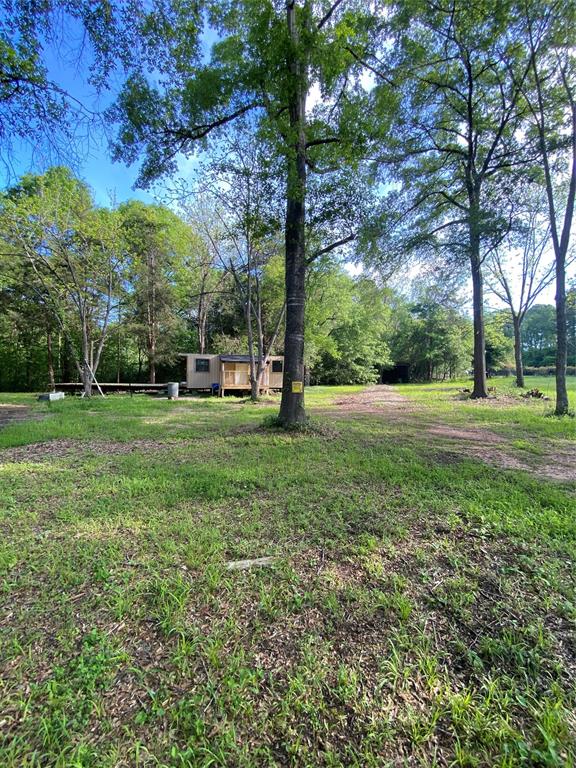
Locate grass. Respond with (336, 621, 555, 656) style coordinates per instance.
(0, 380, 574, 767)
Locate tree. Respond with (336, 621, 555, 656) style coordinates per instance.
(0, 167, 124, 396)
(120, 201, 193, 384)
(189, 130, 286, 400)
(568, 280, 576, 368)
(523, 304, 557, 366)
(390, 291, 473, 382)
(514, 0, 575, 413)
(0, 1, 129, 170)
(361, 0, 529, 399)
(486, 200, 555, 387)
(484, 310, 514, 373)
(312, 276, 391, 384)
(110, 0, 374, 425)
(0, 271, 60, 390)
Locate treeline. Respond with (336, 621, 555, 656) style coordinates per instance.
(1, 167, 572, 392)
(0, 168, 460, 391)
(1, 0, 575, 418)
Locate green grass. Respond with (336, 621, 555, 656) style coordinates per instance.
(0, 382, 574, 767)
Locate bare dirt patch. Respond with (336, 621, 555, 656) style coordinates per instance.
(315, 386, 575, 483)
(426, 425, 505, 443)
(0, 404, 42, 428)
(0, 437, 191, 464)
(317, 385, 421, 418)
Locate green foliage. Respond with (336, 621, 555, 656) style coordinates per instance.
(0, 1, 130, 166)
(523, 304, 558, 367)
(485, 311, 514, 371)
(309, 272, 392, 384)
(0, 167, 127, 391)
(119, 201, 198, 379)
(389, 291, 473, 381)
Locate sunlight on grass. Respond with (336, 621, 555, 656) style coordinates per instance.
(0, 383, 574, 767)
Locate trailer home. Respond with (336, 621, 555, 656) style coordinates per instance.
(182, 354, 284, 395)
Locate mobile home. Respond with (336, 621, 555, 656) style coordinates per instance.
(182, 354, 284, 395)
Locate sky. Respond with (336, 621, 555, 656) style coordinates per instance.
(1, 15, 572, 309)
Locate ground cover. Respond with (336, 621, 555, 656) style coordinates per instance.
(0, 380, 574, 767)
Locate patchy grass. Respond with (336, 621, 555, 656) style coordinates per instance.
(0, 383, 574, 767)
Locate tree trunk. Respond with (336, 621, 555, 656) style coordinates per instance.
(117, 306, 122, 384)
(147, 251, 157, 384)
(278, 1, 307, 427)
(81, 322, 92, 397)
(512, 314, 524, 388)
(46, 329, 56, 391)
(470, 256, 488, 399)
(555, 250, 569, 414)
(198, 293, 207, 354)
(149, 351, 156, 384)
(82, 362, 93, 397)
(246, 252, 259, 402)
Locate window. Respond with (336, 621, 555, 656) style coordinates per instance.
(272, 360, 283, 373)
(195, 358, 210, 373)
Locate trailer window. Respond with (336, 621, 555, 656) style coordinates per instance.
(195, 358, 210, 373)
(272, 360, 283, 373)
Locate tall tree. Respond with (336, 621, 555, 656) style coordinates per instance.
(120, 201, 192, 384)
(522, 303, 557, 366)
(192, 130, 286, 400)
(110, 0, 374, 425)
(0, 167, 124, 396)
(361, 0, 529, 398)
(486, 202, 555, 387)
(514, 0, 575, 414)
(0, 1, 128, 170)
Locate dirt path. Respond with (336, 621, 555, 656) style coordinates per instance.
(329, 385, 420, 416)
(314, 385, 575, 484)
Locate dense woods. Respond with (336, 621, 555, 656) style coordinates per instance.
(0, 0, 574, 417)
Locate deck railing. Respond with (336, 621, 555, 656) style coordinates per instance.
(223, 370, 251, 386)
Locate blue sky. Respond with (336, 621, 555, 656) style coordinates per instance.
(0, 17, 215, 206)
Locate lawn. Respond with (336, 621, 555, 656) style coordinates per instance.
(0, 381, 574, 767)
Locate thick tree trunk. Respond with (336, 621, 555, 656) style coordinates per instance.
(279, 1, 307, 426)
(513, 314, 524, 388)
(555, 251, 569, 415)
(470, 257, 488, 399)
(82, 363, 93, 397)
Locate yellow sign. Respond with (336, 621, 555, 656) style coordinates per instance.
(291, 381, 303, 393)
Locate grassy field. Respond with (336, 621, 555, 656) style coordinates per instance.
(0, 379, 574, 767)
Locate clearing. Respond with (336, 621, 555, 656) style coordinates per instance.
(325, 385, 575, 482)
(0, 378, 574, 767)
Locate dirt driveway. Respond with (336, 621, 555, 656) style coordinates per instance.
(314, 385, 575, 484)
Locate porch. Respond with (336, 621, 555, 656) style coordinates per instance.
(219, 356, 270, 396)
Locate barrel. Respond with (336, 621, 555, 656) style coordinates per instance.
(166, 382, 179, 400)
